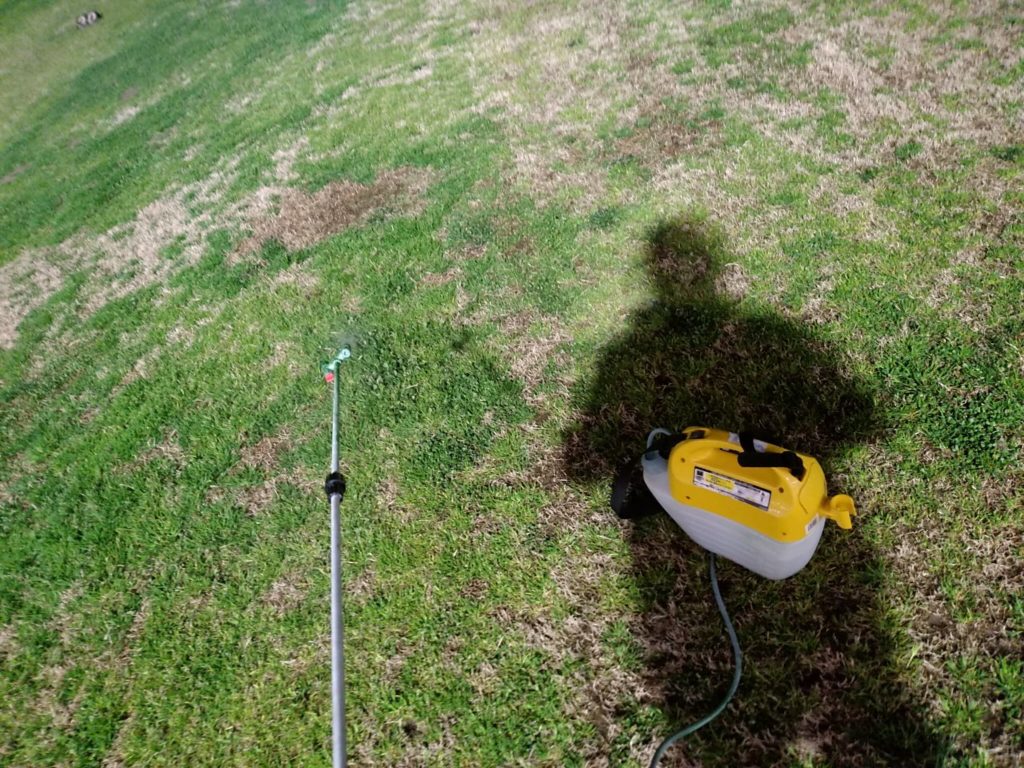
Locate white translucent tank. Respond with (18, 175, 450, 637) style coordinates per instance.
(637, 428, 854, 580)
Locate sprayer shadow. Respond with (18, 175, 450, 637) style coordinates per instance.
(563, 217, 941, 766)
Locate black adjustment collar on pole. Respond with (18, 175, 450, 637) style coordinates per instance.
(324, 471, 346, 500)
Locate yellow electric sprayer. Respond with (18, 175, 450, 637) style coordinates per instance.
(613, 427, 855, 579)
(611, 427, 856, 765)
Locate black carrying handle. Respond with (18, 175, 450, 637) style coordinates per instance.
(736, 432, 805, 479)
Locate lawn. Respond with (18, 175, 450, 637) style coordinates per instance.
(0, 0, 1021, 766)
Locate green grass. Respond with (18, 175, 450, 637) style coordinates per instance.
(1, 0, 1022, 766)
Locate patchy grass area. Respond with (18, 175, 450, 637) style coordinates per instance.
(1, 0, 1022, 766)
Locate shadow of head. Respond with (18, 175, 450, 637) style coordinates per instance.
(562, 215, 941, 766)
(566, 215, 877, 479)
(644, 216, 722, 302)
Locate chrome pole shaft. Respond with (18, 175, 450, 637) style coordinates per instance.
(329, 366, 346, 768)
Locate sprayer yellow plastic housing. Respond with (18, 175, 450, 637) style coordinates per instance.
(641, 427, 855, 579)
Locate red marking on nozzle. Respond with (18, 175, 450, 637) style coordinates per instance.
(324, 371, 335, 383)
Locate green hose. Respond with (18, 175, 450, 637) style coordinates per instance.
(648, 553, 742, 768)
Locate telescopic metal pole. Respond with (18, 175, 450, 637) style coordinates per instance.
(324, 348, 350, 768)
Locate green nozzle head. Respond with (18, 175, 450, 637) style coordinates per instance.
(321, 346, 352, 375)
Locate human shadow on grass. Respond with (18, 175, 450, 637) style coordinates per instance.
(563, 216, 942, 767)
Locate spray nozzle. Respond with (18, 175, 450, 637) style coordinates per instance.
(321, 347, 352, 381)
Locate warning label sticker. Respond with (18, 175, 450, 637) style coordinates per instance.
(693, 467, 771, 511)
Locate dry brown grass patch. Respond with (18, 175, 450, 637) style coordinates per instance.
(32, 664, 81, 732)
(204, 428, 319, 515)
(492, 309, 573, 409)
(271, 262, 321, 293)
(123, 431, 187, 472)
(262, 571, 309, 616)
(490, 542, 657, 765)
(52, 583, 84, 650)
(101, 719, 134, 768)
(418, 265, 461, 287)
(116, 345, 163, 391)
(236, 166, 433, 256)
(782, 4, 1023, 174)
(109, 105, 140, 127)
(0, 157, 251, 348)
(800, 270, 839, 325)
(347, 564, 377, 603)
(714, 261, 751, 301)
(0, 253, 66, 349)
(1, 162, 30, 185)
(450, 243, 487, 262)
(450, 0, 1020, 240)
(617, 110, 719, 170)
(0, 623, 19, 659)
(265, 340, 304, 376)
(459, 578, 490, 600)
(207, 480, 276, 517)
(888, 516, 1023, 755)
(272, 137, 309, 183)
(462, 0, 675, 208)
(237, 429, 295, 472)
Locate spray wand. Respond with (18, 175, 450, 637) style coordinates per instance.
(322, 346, 351, 768)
